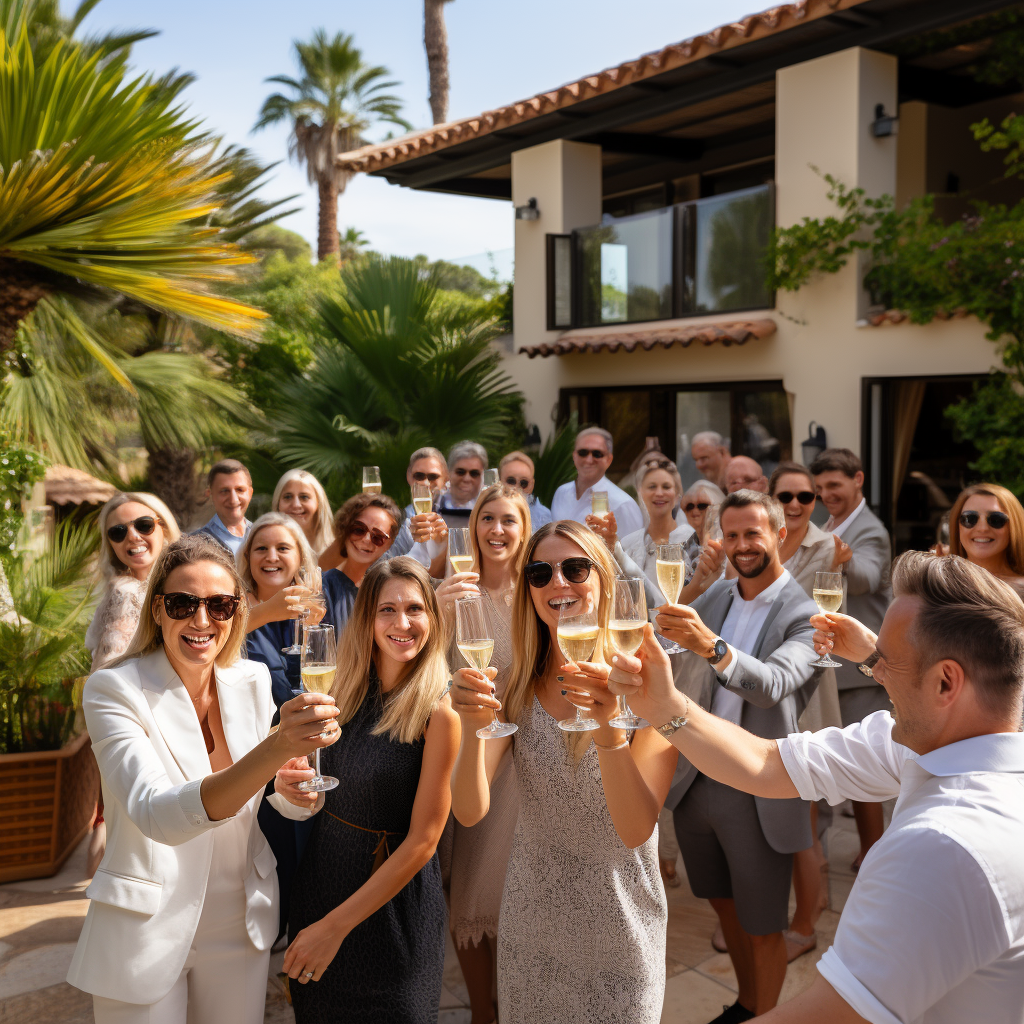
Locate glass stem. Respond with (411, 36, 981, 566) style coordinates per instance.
(312, 746, 323, 783)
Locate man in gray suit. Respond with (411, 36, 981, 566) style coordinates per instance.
(657, 490, 821, 1024)
(811, 447, 892, 870)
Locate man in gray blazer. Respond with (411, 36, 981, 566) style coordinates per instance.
(657, 490, 821, 1024)
(811, 447, 892, 870)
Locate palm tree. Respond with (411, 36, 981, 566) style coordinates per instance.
(424, 0, 454, 124)
(337, 226, 369, 263)
(271, 256, 521, 504)
(254, 30, 411, 261)
(0, 12, 267, 351)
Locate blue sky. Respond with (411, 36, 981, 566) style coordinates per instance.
(82, 0, 761, 265)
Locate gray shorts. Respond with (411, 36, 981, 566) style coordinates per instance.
(673, 775, 792, 935)
(839, 684, 892, 728)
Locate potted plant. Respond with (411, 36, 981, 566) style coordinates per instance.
(0, 521, 99, 882)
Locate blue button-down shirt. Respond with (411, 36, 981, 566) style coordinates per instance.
(192, 513, 251, 557)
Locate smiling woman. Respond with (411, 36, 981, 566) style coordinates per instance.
(273, 470, 335, 557)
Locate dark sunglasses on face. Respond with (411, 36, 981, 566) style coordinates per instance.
(576, 448, 608, 460)
(505, 475, 530, 489)
(684, 502, 711, 513)
(523, 556, 594, 588)
(960, 510, 1010, 530)
(453, 467, 481, 478)
(349, 520, 390, 547)
(107, 516, 157, 543)
(775, 491, 816, 506)
(160, 592, 239, 621)
(412, 471, 443, 483)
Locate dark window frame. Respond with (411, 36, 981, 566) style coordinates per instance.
(546, 233, 573, 330)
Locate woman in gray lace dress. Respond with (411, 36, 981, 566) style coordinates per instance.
(449, 520, 678, 1023)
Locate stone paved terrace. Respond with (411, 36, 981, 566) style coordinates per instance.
(0, 811, 865, 1023)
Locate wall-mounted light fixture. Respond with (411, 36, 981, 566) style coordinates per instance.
(515, 197, 540, 221)
(801, 421, 827, 467)
(871, 103, 899, 138)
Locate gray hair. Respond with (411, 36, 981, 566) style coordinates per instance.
(576, 426, 614, 454)
(718, 489, 785, 534)
(893, 551, 1024, 719)
(691, 430, 726, 450)
(683, 480, 725, 505)
(447, 440, 489, 471)
(408, 447, 446, 471)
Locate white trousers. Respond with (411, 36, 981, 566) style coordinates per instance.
(92, 886, 269, 1024)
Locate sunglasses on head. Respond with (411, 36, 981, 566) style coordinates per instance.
(775, 491, 816, 506)
(349, 520, 390, 547)
(960, 510, 1010, 530)
(160, 592, 239, 621)
(523, 556, 594, 588)
(505, 475, 530, 489)
(107, 516, 156, 543)
(411, 471, 443, 483)
(684, 502, 711, 513)
(576, 448, 608, 460)
(453, 467, 481, 478)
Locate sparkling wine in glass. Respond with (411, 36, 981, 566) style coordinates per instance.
(448, 528, 475, 575)
(457, 595, 517, 740)
(411, 481, 433, 516)
(362, 466, 382, 494)
(556, 599, 600, 733)
(609, 575, 649, 730)
(483, 468, 499, 488)
(297, 624, 339, 792)
(812, 571, 844, 668)
(654, 543, 686, 655)
(591, 490, 609, 518)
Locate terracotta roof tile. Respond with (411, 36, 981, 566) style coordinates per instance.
(337, 0, 866, 175)
(44, 465, 117, 506)
(865, 308, 970, 326)
(520, 317, 777, 358)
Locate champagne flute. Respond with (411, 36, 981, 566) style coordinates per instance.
(362, 466, 382, 494)
(483, 468, 499, 488)
(411, 481, 433, 516)
(556, 599, 601, 733)
(456, 595, 517, 740)
(655, 543, 686, 656)
(280, 565, 313, 655)
(608, 575, 649, 730)
(448, 528, 474, 575)
(591, 490, 609, 518)
(297, 624, 339, 792)
(811, 571, 844, 668)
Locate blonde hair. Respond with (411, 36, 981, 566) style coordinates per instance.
(503, 521, 617, 737)
(111, 534, 249, 669)
(272, 470, 334, 555)
(236, 512, 318, 596)
(499, 450, 535, 476)
(468, 484, 531, 571)
(330, 557, 449, 744)
(948, 483, 1024, 576)
(97, 492, 181, 580)
(635, 459, 684, 520)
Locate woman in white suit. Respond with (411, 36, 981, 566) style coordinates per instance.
(67, 533, 340, 1023)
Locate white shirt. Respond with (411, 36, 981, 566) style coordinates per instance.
(827, 497, 866, 539)
(620, 523, 695, 606)
(779, 713, 1024, 1024)
(711, 569, 792, 725)
(550, 475, 644, 536)
(384, 504, 443, 569)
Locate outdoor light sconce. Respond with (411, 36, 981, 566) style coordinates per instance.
(871, 104, 899, 138)
(515, 197, 540, 221)
(801, 421, 827, 467)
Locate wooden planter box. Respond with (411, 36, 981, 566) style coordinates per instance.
(0, 731, 99, 883)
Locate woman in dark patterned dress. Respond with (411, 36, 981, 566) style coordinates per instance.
(271, 556, 459, 1023)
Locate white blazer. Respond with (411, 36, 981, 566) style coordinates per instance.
(67, 649, 279, 1005)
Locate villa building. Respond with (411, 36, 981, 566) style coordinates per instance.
(337, 0, 1024, 550)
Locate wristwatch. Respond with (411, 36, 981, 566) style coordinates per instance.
(857, 650, 881, 677)
(707, 638, 728, 665)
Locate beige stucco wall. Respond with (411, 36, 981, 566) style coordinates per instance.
(503, 46, 1002, 457)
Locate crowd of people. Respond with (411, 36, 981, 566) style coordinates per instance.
(70, 428, 1024, 1024)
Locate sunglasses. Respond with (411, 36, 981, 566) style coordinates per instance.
(959, 510, 1010, 530)
(411, 471, 443, 483)
(107, 516, 157, 543)
(523, 556, 594, 588)
(505, 475, 530, 489)
(684, 502, 711, 513)
(160, 592, 239, 621)
(453, 467, 481, 478)
(349, 520, 391, 547)
(575, 448, 608, 460)
(775, 491, 816, 506)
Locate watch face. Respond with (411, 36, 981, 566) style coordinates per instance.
(714, 639, 728, 659)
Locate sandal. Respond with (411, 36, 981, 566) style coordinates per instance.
(784, 929, 817, 962)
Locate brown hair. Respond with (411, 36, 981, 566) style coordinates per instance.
(892, 551, 1024, 719)
(768, 461, 814, 495)
(948, 483, 1024, 576)
(207, 459, 251, 488)
(809, 448, 862, 479)
(334, 493, 402, 557)
(719, 489, 785, 534)
(111, 534, 249, 669)
(330, 556, 449, 744)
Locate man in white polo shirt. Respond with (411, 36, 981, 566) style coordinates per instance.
(550, 426, 643, 534)
(593, 551, 1024, 1024)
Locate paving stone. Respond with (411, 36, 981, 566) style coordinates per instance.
(661, 968, 741, 1023)
(0, 943, 78, 1000)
